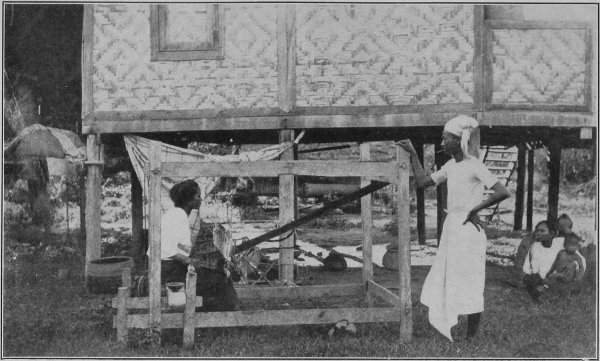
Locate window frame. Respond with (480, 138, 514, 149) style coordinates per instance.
(150, 4, 223, 61)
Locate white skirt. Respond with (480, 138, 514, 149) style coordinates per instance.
(420, 212, 487, 341)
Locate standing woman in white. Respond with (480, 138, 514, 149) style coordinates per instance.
(397, 115, 510, 341)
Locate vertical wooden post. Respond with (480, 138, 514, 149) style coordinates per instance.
(396, 146, 413, 343)
(279, 130, 295, 282)
(473, 5, 486, 112)
(85, 134, 102, 278)
(547, 140, 561, 230)
(121, 267, 131, 289)
(277, 4, 296, 113)
(526, 148, 534, 232)
(514, 144, 526, 231)
(116, 286, 129, 344)
(148, 141, 162, 344)
(183, 269, 197, 350)
(434, 143, 448, 245)
(360, 143, 373, 296)
(131, 168, 144, 266)
(414, 140, 426, 245)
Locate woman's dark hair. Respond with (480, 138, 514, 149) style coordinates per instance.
(169, 180, 199, 208)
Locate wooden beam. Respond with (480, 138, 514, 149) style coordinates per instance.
(473, 5, 486, 112)
(360, 143, 374, 287)
(131, 168, 144, 266)
(396, 146, 412, 343)
(279, 130, 295, 282)
(85, 135, 102, 278)
(486, 104, 588, 113)
(479, 111, 594, 128)
(514, 144, 526, 231)
(235, 283, 363, 299)
(147, 141, 162, 343)
(367, 280, 401, 308)
(435, 144, 448, 244)
(483, 24, 494, 109)
(126, 307, 402, 329)
(547, 140, 561, 230)
(161, 160, 397, 182)
(277, 4, 296, 113)
(111, 296, 203, 310)
(486, 19, 592, 29)
(526, 148, 534, 231)
(82, 109, 595, 134)
(414, 140, 426, 245)
(81, 5, 94, 119)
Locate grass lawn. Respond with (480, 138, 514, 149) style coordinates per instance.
(2, 247, 596, 358)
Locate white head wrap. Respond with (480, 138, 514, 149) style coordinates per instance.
(444, 115, 479, 158)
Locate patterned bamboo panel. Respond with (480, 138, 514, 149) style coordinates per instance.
(295, 4, 475, 107)
(491, 29, 586, 105)
(92, 4, 278, 111)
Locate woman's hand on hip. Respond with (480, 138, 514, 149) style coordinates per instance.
(463, 210, 484, 232)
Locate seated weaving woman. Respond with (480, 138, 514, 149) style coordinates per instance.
(151, 179, 238, 311)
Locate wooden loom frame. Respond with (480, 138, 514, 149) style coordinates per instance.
(112, 141, 413, 348)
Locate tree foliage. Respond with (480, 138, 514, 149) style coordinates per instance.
(4, 5, 83, 139)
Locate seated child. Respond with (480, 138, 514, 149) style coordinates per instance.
(555, 213, 574, 237)
(545, 233, 585, 283)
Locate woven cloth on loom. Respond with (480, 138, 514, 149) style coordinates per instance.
(123, 135, 294, 231)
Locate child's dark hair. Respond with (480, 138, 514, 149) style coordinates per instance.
(564, 233, 581, 247)
(169, 180, 199, 208)
(558, 213, 573, 225)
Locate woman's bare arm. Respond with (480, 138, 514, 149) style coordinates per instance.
(396, 140, 436, 189)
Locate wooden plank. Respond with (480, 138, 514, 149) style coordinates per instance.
(396, 146, 413, 343)
(526, 149, 534, 231)
(235, 283, 364, 299)
(183, 270, 197, 350)
(111, 296, 203, 310)
(367, 280, 401, 308)
(483, 25, 494, 110)
(126, 307, 402, 329)
(360, 143, 374, 288)
(162, 161, 397, 182)
(279, 130, 295, 282)
(513, 144, 526, 231)
(147, 141, 162, 342)
(486, 19, 591, 29)
(116, 287, 129, 344)
(85, 135, 102, 278)
(81, 5, 94, 119)
(414, 140, 426, 245)
(547, 140, 561, 229)
(82, 109, 595, 134)
(277, 4, 296, 113)
(473, 5, 485, 112)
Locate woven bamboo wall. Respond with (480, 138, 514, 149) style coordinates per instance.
(295, 4, 475, 106)
(92, 4, 278, 111)
(491, 29, 586, 105)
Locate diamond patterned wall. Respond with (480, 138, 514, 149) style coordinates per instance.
(92, 4, 278, 111)
(491, 29, 586, 105)
(295, 4, 475, 107)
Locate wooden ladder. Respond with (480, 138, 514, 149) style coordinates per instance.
(479, 146, 519, 222)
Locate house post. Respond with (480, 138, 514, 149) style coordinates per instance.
(414, 140, 426, 245)
(526, 148, 535, 231)
(85, 134, 103, 278)
(514, 144, 526, 230)
(547, 140, 561, 229)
